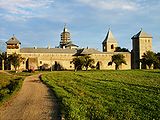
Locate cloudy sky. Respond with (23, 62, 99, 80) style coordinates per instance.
(0, 0, 160, 52)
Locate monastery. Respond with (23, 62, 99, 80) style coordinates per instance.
(5, 25, 152, 70)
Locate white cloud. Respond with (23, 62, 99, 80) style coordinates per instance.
(0, 0, 54, 21)
(77, 0, 139, 11)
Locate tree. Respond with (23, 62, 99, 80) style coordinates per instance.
(83, 55, 95, 70)
(141, 51, 159, 69)
(0, 52, 7, 70)
(155, 53, 160, 69)
(71, 55, 95, 71)
(111, 54, 127, 70)
(115, 47, 130, 52)
(8, 53, 24, 72)
(71, 56, 85, 71)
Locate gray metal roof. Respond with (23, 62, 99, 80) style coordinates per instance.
(20, 48, 76, 54)
(132, 29, 152, 39)
(6, 36, 21, 44)
(102, 29, 118, 44)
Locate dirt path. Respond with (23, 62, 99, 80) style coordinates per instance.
(0, 74, 61, 120)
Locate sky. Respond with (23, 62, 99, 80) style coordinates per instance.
(0, 0, 160, 52)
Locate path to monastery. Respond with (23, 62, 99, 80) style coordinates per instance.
(0, 74, 60, 120)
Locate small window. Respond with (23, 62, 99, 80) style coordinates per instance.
(111, 44, 114, 49)
(40, 61, 42, 64)
(148, 40, 150, 43)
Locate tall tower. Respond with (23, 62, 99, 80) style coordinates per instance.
(60, 24, 71, 48)
(131, 29, 152, 69)
(102, 29, 118, 52)
(6, 35, 21, 55)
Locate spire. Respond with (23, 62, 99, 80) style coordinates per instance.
(60, 24, 71, 48)
(63, 23, 68, 32)
(103, 28, 118, 44)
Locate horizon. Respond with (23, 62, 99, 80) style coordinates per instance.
(0, 0, 160, 52)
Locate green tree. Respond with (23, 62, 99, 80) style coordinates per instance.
(84, 55, 95, 70)
(111, 54, 127, 70)
(71, 56, 85, 71)
(141, 51, 159, 69)
(71, 55, 95, 71)
(115, 47, 130, 52)
(8, 53, 24, 72)
(0, 52, 7, 70)
(155, 52, 160, 69)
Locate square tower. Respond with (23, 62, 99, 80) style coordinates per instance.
(131, 29, 152, 69)
(6, 35, 21, 55)
(102, 29, 118, 52)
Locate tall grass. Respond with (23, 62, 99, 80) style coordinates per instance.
(42, 70, 160, 120)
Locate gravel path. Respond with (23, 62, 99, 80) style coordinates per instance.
(0, 74, 60, 120)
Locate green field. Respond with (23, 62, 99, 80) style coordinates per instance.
(0, 72, 23, 104)
(42, 70, 160, 120)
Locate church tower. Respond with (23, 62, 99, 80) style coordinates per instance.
(102, 29, 118, 52)
(60, 24, 71, 48)
(6, 35, 21, 55)
(131, 29, 152, 69)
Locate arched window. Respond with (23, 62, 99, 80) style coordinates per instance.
(111, 44, 114, 49)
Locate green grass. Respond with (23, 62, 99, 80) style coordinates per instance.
(42, 70, 160, 120)
(0, 72, 24, 105)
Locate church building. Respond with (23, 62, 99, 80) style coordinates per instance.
(5, 25, 152, 71)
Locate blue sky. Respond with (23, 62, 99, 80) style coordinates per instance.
(0, 0, 160, 52)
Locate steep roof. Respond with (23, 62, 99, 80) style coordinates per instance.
(20, 48, 76, 54)
(102, 29, 118, 44)
(6, 35, 21, 44)
(131, 29, 152, 39)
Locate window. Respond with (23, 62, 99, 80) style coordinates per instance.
(40, 61, 42, 64)
(111, 44, 114, 49)
(104, 46, 106, 50)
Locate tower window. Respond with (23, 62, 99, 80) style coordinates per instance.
(103, 46, 106, 50)
(111, 44, 114, 49)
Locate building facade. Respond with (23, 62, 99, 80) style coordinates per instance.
(6, 26, 153, 71)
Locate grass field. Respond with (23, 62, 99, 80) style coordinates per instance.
(0, 72, 23, 104)
(42, 70, 160, 120)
